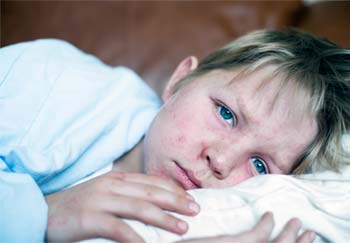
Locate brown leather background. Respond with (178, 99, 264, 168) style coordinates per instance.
(1, 1, 349, 94)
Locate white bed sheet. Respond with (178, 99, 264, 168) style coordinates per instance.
(81, 166, 350, 243)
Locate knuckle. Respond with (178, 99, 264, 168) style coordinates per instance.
(157, 177, 184, 193)
(94, 177, 110, 189)
(169, 181, 186, 194)
(96, 177, 123, 193)
(172, 195, 188, 208)
(163, 213, 178, 224)
(134, 198, 156, 212)
(160, 214, 180, 230)
(144, 187, 157, 198)
(135, 200, 170, 224)
(109, 171, 127, 180)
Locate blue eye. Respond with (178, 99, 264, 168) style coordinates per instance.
(251, 157, 269, 175)
(217, 104, 236, 126)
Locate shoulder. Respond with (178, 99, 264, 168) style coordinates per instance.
(0, 39, 91, 66)
(1, 38, 77, 54)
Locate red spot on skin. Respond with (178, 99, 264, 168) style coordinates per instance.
(176, 135, 186, 144)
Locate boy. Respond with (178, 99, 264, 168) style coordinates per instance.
(0, 29, 349, 242)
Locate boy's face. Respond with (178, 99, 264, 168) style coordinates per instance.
(143, 58, 318, 189)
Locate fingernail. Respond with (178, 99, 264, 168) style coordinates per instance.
(177, 221, 188, 232)
(188, 202, 200, 213)
(309, 231, 316, 242)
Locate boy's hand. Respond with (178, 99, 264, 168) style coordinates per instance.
(178, 212, 316, 243)
(45, 171, 199, 242)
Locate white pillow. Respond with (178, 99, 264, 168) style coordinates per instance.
(123, 168, 350, 243)
(82, 167, 350, 243)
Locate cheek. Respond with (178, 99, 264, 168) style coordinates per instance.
(159, 97, 214, 158)
(167, 109, 197, 145)
(234, 163, 253, 184)
(210, 163, 253, 188)
(169, 119, 192, 149)
(167, 112, 207, 162)
(176, 135, 187, 144)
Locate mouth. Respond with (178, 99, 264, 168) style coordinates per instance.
(174, 162, 201, 190)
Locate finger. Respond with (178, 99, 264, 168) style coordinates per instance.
(274, 218, 301, 243)
(178, 212, 275, 243)
(179, 213, 275, 243)
(108, 172, 190, 197)
(297, 230, 316, 243)
(250, 212, 275, 241)
(101, 195, 189, 235)
(107, 180, 200, 216)
(85, 212, 145, 243)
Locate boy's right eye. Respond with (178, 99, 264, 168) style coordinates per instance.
(216, 103, 237, 127)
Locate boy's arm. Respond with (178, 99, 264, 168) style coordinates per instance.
(0, 40, 53, 242)
(0, 38, 162, 241)
(0, 169, 48, 242)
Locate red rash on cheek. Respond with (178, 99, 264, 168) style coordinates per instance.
(176, 135, 186, 144)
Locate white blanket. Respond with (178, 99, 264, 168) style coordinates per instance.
(83, 167, 350, 243)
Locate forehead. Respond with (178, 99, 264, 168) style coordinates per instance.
(193, 66, 318, 172)
(196, 65, 312, 114)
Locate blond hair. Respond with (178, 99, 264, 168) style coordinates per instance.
(180, 29, 350, 174)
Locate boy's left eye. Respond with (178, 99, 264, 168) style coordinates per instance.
(251, 157, 269, 175)
(216, 104, 237, 126)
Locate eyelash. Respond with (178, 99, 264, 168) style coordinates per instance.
(214, 100, 238, 127)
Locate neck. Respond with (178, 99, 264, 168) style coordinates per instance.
(112, 138, 145, 173)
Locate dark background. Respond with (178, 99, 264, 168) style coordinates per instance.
(1, 0, 349, 94)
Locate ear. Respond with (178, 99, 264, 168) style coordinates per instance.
(162, 56, 198, 102)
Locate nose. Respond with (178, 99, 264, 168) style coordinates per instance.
(202, 144, 239, 180)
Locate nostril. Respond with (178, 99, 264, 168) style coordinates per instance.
(214, 170, 222, 176)
(206, 155, 223, 177)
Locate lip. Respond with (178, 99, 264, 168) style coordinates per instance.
(174, 162, 201, 190)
